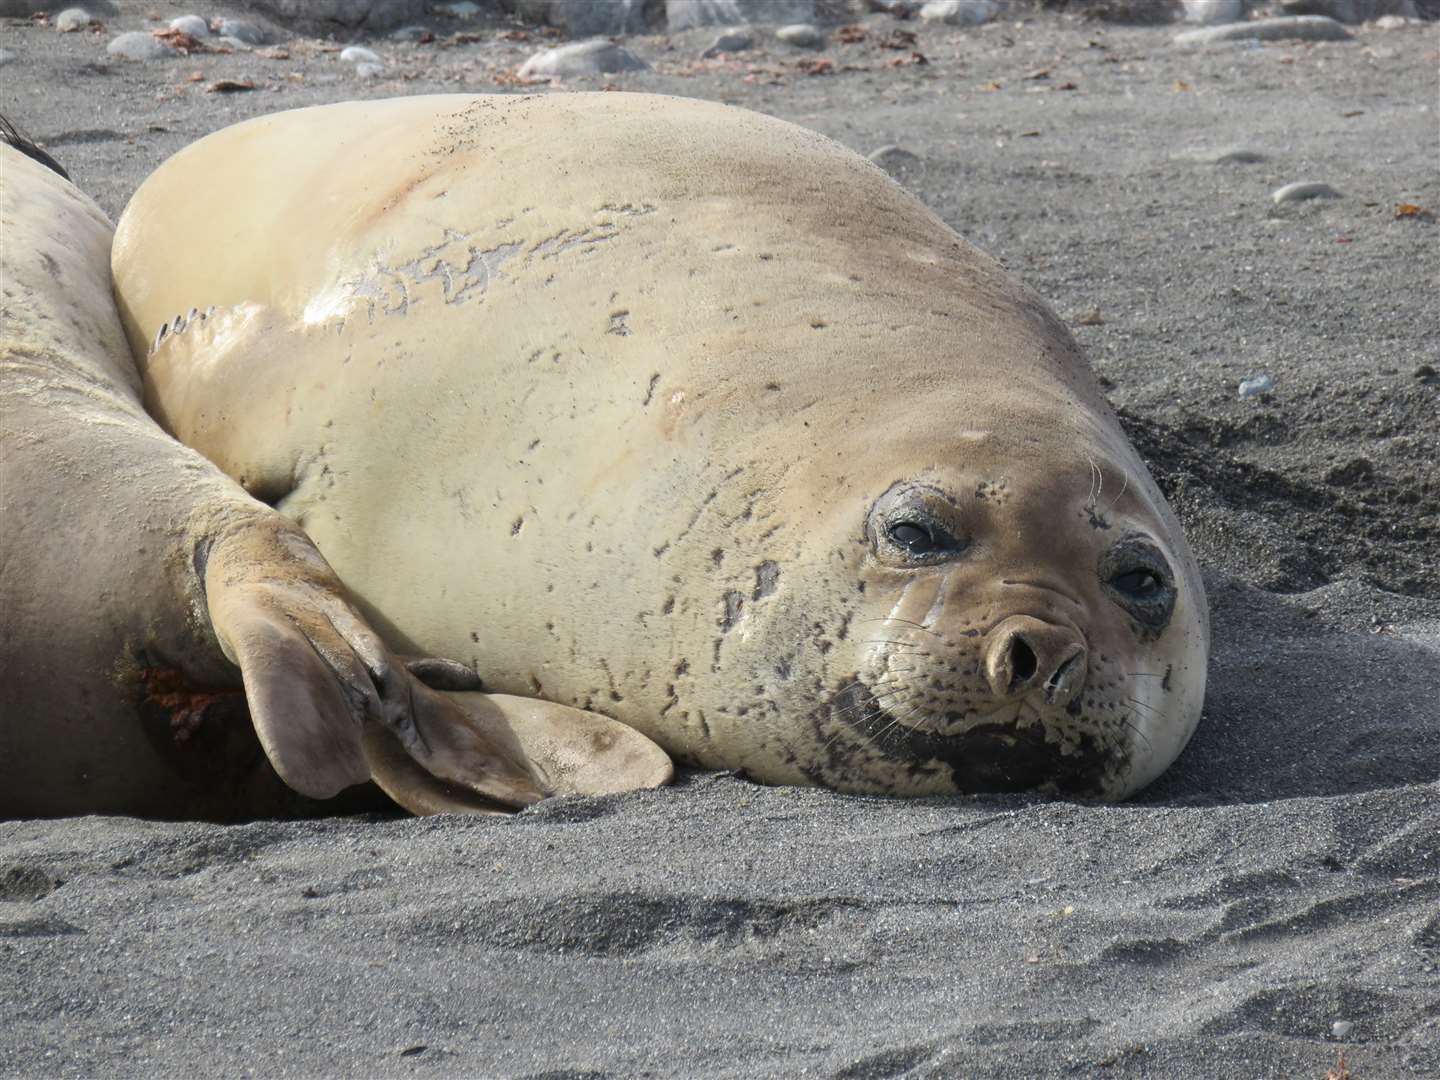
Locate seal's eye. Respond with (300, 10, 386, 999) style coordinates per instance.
(879, 513, 963, 564)
(1111, 569, 1163, 599)
(888, 521, 936, 555)
(867, 481, 967, 567)
(1099, 535, 1177, 633)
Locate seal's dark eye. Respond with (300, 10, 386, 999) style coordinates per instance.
(867, 482, 967, 567)
(1099, 535, 1177, 633)
(889, 522, 936, 555)
(1111, 569, 1163, 599)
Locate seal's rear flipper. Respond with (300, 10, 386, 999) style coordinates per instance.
(364, 692, 674, 816)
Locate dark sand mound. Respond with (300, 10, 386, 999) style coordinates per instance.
(2, 4, 1436, 1077)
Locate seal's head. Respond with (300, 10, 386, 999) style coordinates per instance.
(691, 407, 1208, 803)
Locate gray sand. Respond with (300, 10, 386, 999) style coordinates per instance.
(1, 4, 1437, 1077)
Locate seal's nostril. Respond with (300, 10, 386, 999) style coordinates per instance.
(1009, 635, 1038, 690)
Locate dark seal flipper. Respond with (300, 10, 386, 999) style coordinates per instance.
(0, 114, 70, 180)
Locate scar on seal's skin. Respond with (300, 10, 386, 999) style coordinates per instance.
(140, 667, 245, 742)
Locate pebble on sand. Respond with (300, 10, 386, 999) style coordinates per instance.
(54, 7, 93, 32)
(776, 24, 825, 49)
(518, 39, 650, 80)
(867, 145, 923, 175)
(354, 62, 385, 79)
(1272, 181, 1342, 203)
(168, 14, 210, 38)
(668, 0, 816, 31)
(1182, 0, 1248, 23)
(340, 45, 381, 64)
(1238, 374, 1275, 398)
(701, 30, 754, 58)
(106, 31, 178, 61)
(1280, 0, 1418, 24)
(1174, 146, 1268, 164)
(1331, 1019, 1354, 1038)
(919, 0, 1001, 26)
(1173, 14, 1353, 46)
(215, 17, 267, 46)
(1208, 147, 1267, 164)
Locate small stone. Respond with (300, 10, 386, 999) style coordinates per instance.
(1375, 13, 1412, 27)
(667, 0, 816, 30)
(340, 45, 381, 63)
(1272, 181, 1342, 203)
(1174, 146, 1268, 164)
(1238, 374, 1274, 398)
(702, 30, 753, 58)
(1331, 1019, 1354, 1038)
(354, 62, 385, 79)
(776, 23, 824, 48)
(1173, 15, 1353, 46)
(1413, 364, 1436, 379)
(1280, 0, 1418, 24)
(867, 145, 922, 175)
(1182, 0, 1248, 23)
(551, 0, 650, 35)
(518, 39, 649, 80)
(919, 0, 1000, 25)
(436, 0, 482, 15)
(54, 7, 92, 32)
(215, 17, 267, 45)
(1210, 147, 1267, 164)
(106, 31, 178, 61)
(169, 14, 210, 37)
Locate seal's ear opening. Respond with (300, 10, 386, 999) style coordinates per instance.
(363, 692, 674, 817)
(0, 115, 69, 180)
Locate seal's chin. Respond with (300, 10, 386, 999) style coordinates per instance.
(826, 679, 1126, 798)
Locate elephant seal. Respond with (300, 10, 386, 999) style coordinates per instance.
(0, 122, 668, 820)
(111, 93, 1208, 802)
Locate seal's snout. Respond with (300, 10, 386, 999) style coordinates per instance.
(983, 616, 1087, 707)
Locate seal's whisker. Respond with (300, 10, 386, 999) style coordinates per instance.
(828, 690, 910, 729)
(856, 617, 943, 640)
(822, 692, 910, 756)
(829, 685, 904, 728)
(867, 697, 925, 747)
(1124, 696, 1160, 717)
(1117, 711, 1153, 751)
(827, 692, 904, 726)
(1105, 467, 1131, 517)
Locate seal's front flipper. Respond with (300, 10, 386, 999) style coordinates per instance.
(365, 692, 674, 816)
(201, 513, 544, 809)
(402, 656, 484, 692)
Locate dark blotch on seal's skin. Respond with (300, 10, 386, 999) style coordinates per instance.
(818, 679, 1120, 797)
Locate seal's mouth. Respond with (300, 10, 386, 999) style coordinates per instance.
(825, 678, 1122, 797)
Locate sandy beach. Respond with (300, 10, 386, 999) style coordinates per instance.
(1, 2, 1437, 1076)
